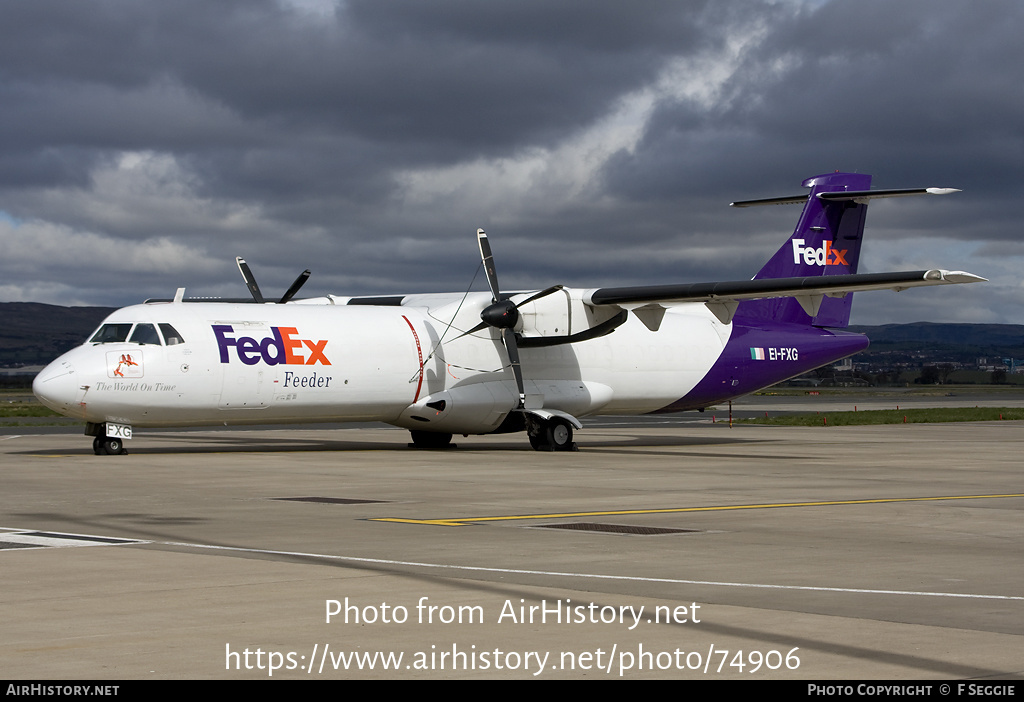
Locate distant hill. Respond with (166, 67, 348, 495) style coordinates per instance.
(0, 302, 115, 366)
(848, 322, 1024, 359)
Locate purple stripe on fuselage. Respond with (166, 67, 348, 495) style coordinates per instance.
(653, 320, 869, 413)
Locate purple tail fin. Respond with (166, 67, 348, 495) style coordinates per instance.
(737, 172, 872, 328)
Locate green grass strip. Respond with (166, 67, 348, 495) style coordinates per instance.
(740, 407, 1024, 426)
(0, 404, 61, 418)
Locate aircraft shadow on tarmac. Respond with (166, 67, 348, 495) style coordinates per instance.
(15, 431, 777, 456)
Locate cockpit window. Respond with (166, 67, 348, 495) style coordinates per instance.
(90, 323, 133, 343)
(159, 323, 184, 345)
(129, 323, 161, 345)
(89, 322, 178, 345)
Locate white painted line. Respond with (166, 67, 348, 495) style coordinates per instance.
(162, 540, 1024, 602)
(1, 533, 107, 548)
(0, 529, 148, 549)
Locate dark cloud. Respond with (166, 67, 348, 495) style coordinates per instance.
(0, 0, 1019, 324)
(607, 0, 1024, 197)
(1, 1, 723, 154)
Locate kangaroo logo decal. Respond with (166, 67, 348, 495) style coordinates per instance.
(107, 351, 144, 378)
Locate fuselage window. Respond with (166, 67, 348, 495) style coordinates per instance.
(129, 323, 162, 345)
(159, 323, 185, 346)
(90, 323, 134, 344)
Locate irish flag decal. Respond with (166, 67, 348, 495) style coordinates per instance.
(750, 348, 766, 360)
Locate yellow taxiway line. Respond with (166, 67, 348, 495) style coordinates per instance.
(370, 493, 1024, 527)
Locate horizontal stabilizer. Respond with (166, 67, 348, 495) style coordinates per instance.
(730, 194, 808, 207)
(817, 187, 961, 203)
(731, 187, 959, 208)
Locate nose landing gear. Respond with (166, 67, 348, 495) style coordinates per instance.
(86, 423, 130, 455)
(92, 436, 128, 455)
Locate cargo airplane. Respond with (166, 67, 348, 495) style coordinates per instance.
(33, 172, 984, 455)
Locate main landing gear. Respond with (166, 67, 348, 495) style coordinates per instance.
(408, 416, 578, 451)
(527, 416, 578, 452)
(408, 430, 455, 449)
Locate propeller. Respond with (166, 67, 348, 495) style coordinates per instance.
(236, 257, 312, 304)
(474, 229, 564, 410)
(279, 269, 312, 304)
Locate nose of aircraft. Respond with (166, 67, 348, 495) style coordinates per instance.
(33, 357, 85, 418)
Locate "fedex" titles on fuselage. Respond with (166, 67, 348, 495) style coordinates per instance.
(791, 239, 849, 266)
(212, 325, 330, 366)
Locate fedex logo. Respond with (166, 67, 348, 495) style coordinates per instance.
(212, 325, 330, 366)
(791, 239, 849, 267)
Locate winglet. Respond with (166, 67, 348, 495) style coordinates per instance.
(925, 269, 987, 284)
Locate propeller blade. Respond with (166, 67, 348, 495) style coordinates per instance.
(279, 269, 311, 304)
(501, 327, 526, 409)
(476, 228, 527, 410)
(477, 229, 501, 304)
(514, 285, 564, 308)
(235, 257, 265, 304)
(448, 320, 489, 343)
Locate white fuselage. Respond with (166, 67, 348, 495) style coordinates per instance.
(33, 290, 729, 434)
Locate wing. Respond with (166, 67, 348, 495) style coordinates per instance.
(583, 269, 986, 324)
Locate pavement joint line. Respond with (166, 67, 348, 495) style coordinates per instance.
(369, 493, 1024, 527)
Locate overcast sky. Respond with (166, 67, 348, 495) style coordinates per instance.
(1, 0, 1021, 325)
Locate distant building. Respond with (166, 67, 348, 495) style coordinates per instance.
(833, 357, 854, 371)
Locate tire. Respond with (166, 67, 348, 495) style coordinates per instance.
(528, 430, 547, 451)
(101, 438, 125, 455)
(529, 418, 575, 451)
(547, 418, 574, 451)
(409, 430, 453, 449)
(93, 436, 104, 455)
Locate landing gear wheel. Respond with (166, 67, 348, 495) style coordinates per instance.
(528, 430, 546, 451)
(99, 438, 127, 455)
(409, 430, 454, 449)
(549, 420, 572, 449)
(92, 436, 103, 455)
(529, 418, 577, 452)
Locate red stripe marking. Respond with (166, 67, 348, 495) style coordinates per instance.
(402, 315, 424, 403)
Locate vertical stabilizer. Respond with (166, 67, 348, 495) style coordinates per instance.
(738, 172, 871, 328)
